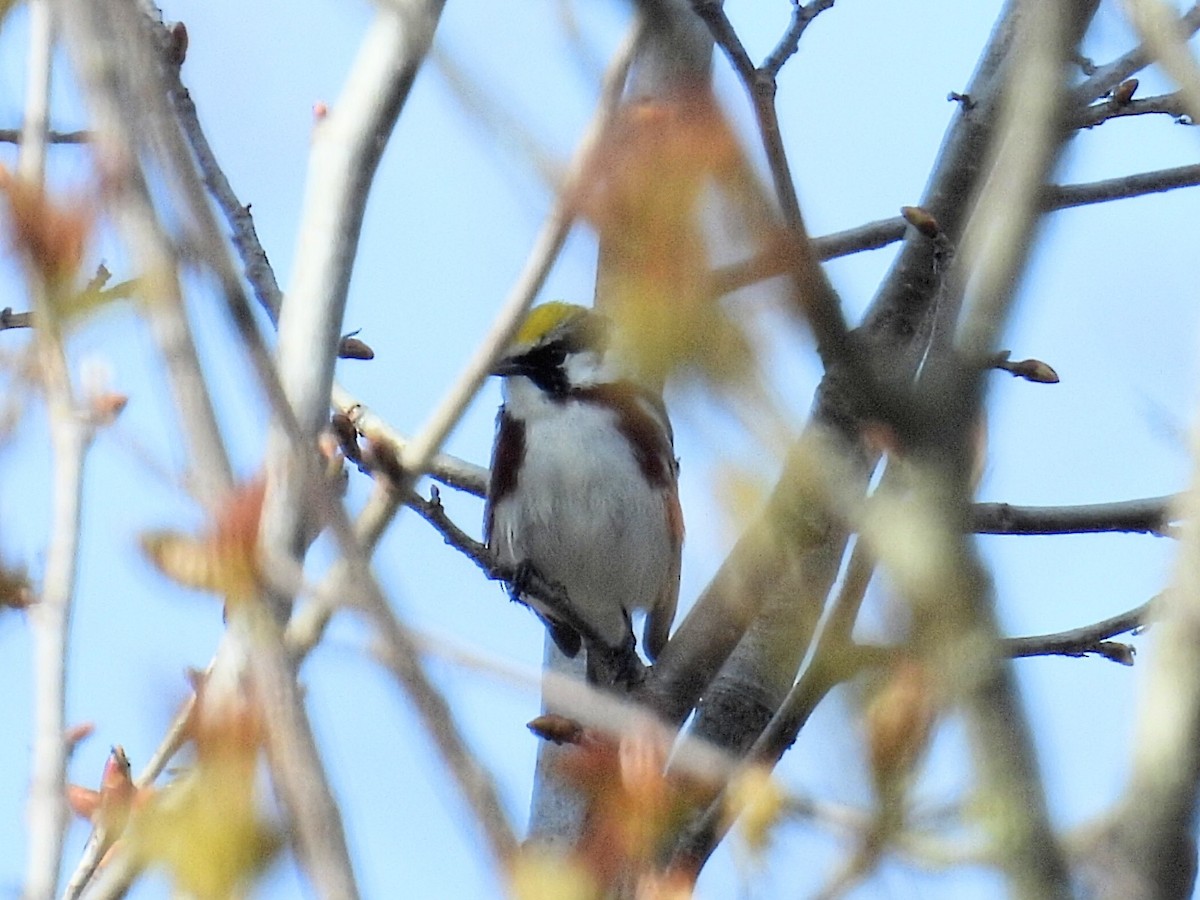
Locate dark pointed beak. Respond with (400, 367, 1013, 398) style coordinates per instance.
(491, 353, 531, 378)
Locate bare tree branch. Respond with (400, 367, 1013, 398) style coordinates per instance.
(693, 0, 856, 373)
(1069, 2, 1200, 104)
(1080, 457, 1200, 898)
(1048, 162, 1200, 208)
(53, 0, 235, 501)
(18, 7, 81, 898)
(973, 495, 1177, 535)
(0, 127, 88, 144)
(17, 0, 54, 187)
(763, 1, 835, 77)
(1005, 601, 1151, 663)
(24, 403, 89, 900)
(713, 162, 1200, 296)
(1074, 91, 1192, 127)
(1123, 0, 1200, 125)
(0, 307, 34, 330)
(168, 72, 283, 323)
(156, 8, 524, 883)
(394, 12, 642, 491)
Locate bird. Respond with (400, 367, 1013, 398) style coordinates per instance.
(484, 301, 683, 686)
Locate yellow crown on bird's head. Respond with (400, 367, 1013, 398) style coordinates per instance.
(513, 301, 593, 348)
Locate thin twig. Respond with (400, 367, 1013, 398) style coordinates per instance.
(763, 0, 835, 77)
(1123, 0, 1200, 125)
(0, 127, 88, 145)
(1005, 600, 1152, 663)
(1047, 162, 1200, 208)
(972, 495, 1177, 535)
(710, 161, 1200, 298)
(1070, 2, 1200, 104)
(693, 0, 854, 372)
(912, 2, 1083, 893)
(332, 385, 488, 496)
(168, 76, 282, 322)
(1073, 91, 1192, 127)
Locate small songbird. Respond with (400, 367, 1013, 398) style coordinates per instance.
(484, 302, 683, 685)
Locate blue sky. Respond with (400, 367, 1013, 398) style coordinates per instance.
(1, 0, 1198, 897)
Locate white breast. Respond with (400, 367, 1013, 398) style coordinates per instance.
(490, 377, 673, 651)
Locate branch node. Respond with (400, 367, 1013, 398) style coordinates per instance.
(947, 91, 976, 110)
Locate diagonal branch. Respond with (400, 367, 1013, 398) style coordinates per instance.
(393, 13, 643, 491)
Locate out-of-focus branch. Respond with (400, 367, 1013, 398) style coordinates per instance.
(175, 0, 519, 875)
(53, 0, 361, 892)
(1123, 0, 1200, 125)
(19, 7, 82, 899)
(362, 596, 521, 865)
(24, 386, 89, 900)
(972, 495, 1177, 535)
(394, 13, 642, 492)
(161, 7, 522, 882)
(0, 307, 34, 330)
(1070, 2, 1200, 104)
(17, 0, 54, 186)
(1078, 455, 1200, 898)
(0, 127, 89, 145)
(285, 485, 401, 656)
(643, 0, 1027, 742)
(53, 0, 235, 501)
(249, 2, 448, 891)
(898, 1, 1094, 895)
